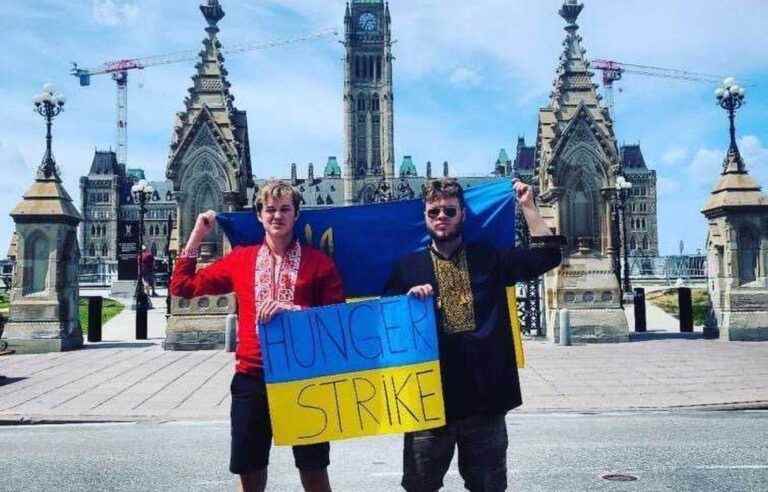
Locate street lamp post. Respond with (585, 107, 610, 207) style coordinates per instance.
(614, 175, 633, 303)
(165, 210, 176, 316)
(131, 179, 154, 339)
(33, 83, 66, 179)
(715, 77, 746, 171)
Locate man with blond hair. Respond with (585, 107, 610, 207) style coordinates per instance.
(171, 181, 344, 492)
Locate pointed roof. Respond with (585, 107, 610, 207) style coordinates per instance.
(11, 133, 82, 225)
(621, 144, 648, 170)
(11, 178, 82, 225)
(536, 1, 618, 172)
(702, 147, 768, 214)
(496, 148, 511, 164)
(324, 156, 342, 177)
(167, 0, 250, 181)
(400, 156, 417, 177)
(127, 168, 146, 181)
(88, 150, 124, 176)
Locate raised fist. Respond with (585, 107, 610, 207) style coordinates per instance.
(193, 210, 217, 237)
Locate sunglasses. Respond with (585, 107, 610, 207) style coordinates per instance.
(426, 206, 459, 219)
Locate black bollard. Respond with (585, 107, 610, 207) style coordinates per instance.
(87, 296, 103, 343)
(633, 288, 647, 332)
(678, 287, 693, 332)
(136, 301, 148, 340)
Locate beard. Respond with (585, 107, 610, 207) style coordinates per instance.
(428, 221, 464, 244)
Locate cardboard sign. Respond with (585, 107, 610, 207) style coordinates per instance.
(261, 295, 445, 445)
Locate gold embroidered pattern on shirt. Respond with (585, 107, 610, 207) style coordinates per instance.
(431, 248, 476, 334)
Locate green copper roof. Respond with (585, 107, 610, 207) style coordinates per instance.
(400, 155, 417, 177)
(496, 148, 510, 164)
(127, 168, 146, 180)
(324, 156, 341, 177)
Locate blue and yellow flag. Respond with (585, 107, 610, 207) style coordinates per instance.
(217, 179, 516, 297)
(261, 295, 445, 445)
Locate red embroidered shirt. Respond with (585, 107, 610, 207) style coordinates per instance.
(170, 243, 345, 375)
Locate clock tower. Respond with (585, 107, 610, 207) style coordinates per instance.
(343, 1, 395, 204)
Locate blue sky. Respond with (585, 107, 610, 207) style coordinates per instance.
(1, 0, 766, 256)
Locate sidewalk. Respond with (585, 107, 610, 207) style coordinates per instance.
(1, 295, 767, 424)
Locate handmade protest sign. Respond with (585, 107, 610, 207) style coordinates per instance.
(261, 295, 445, 445)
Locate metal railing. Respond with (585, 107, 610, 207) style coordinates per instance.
(624, 255, 707, 284)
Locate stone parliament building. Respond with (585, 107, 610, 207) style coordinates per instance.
(75, 1, 659, 346)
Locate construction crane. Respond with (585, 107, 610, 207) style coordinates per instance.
(71, 28, 337, 168)
(591, 59, 727, 118)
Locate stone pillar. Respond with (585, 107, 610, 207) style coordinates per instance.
(4, 175, 83, 353)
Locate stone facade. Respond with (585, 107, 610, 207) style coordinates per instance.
(621, 145, 659, 257)
(702, 144, 768, 341)
(342, 0, 396, 205)
(534, 1, 629, 343)
(163, 0, 253, 351)
(4, 156, 83, 353)
(79, 151, 175, 282)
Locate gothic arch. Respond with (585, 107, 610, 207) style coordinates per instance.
(181, 146, 232, 193)
(738, 226, 759, 285)
(24, 230, 49, 295)
(559, 163, 602, 252)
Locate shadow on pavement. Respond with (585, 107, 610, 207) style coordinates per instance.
(630, 332, 705, 341)
(0, 377, 26, 387)
(83, 342, 157, 349)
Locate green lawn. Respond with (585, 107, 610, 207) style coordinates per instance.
(1, 294, 124, 334)
(79, 298, 125, 334)
(645, 288, 711, 326)
(0, 291, 8, 313)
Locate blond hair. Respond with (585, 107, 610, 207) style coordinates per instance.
(254, 181, 301, 215)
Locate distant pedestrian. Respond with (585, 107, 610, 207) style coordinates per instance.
(171, 181, 344, 492)
(385, 178, 564, 491)
(138, 246, 156, 296)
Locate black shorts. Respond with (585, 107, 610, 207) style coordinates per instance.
(229, 371, 330, 475)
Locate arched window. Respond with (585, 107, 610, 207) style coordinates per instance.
(101, 243, 108, 257)
(89, 243, 96, 257)
(357, 95, 366, 112)
(567, 181, 595, 249)
(739, 227, 759, 284)
(91, 225, 96, 236)
(642, 236, 649, 250)
(376, 56, 382, 80)
(27, 233, 49, 294)
(368, 56, 374, 79)
(630, 237, 637, 251)
(372, 94, 380, 112)
(163, 224, 167, 235)
(151, 243, 158, 257)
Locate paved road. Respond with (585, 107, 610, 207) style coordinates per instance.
(2, 410, 767, 491)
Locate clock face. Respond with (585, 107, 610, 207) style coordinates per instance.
(358, 12, 377, 32)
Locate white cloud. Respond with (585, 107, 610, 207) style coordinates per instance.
(739, 134, 768, 186)
(92, 0, 139, 27)
(688, 147, 724, 187)
(0, 140, 34, 255)
(661, 147, 688, 166)
(448, 67, 483, 88)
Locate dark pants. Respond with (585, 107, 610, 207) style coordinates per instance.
(229, 372, 330, 474)
(402, 413, 508, 492)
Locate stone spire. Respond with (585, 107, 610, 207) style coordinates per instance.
(548, 1, 612, 132)
(168, 0, 239, 160)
